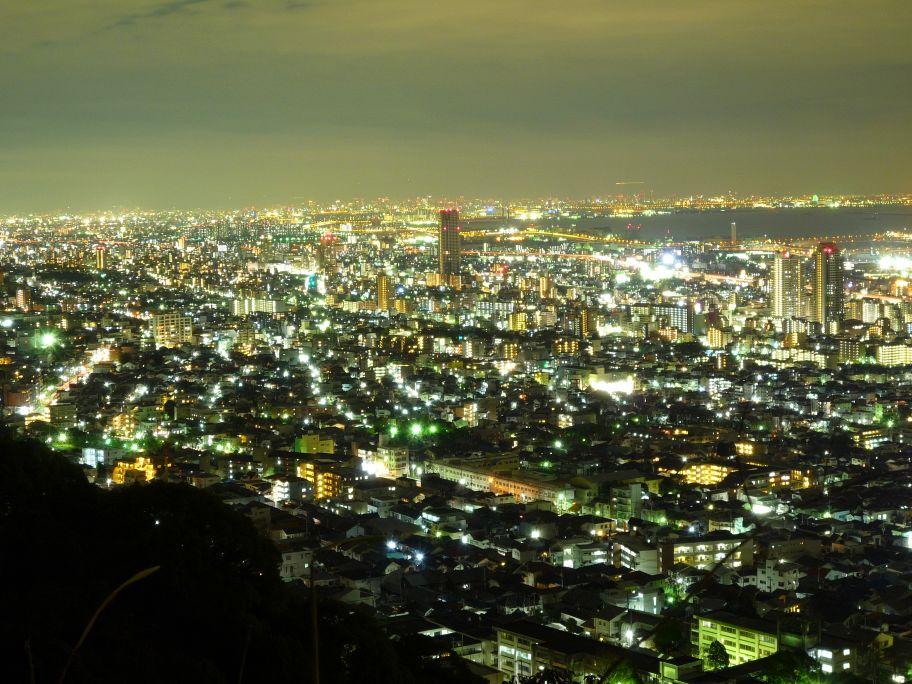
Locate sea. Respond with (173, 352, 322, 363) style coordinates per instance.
(558, 206, 912, 244)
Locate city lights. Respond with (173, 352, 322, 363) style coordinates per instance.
(0, 0, 908, 678)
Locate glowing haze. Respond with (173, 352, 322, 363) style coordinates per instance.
(2, 0, 910, 211)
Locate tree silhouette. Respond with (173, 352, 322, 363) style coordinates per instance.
(706, 640, 730, 670)
(0, 431, 481, 683)
(522, 668, 572, 684)
(651, 619, 686, 655)
(759, 650, 822, 684)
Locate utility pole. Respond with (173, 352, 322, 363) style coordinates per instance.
(309, 526, 320, 684)
(311, 570, 320, 684)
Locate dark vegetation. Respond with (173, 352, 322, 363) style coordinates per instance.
(0, 431, 479, 683)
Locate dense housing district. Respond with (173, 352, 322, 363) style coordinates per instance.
(5, 197, 912, 683)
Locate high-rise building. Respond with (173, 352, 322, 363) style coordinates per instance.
(539, 275, 552, 299)
(438, 208, 461, 276)
(152, 313, 193, 348)
(579, 308, 592, 338)
(316, 233, 339, 274)
(376, 273, 390, 311)
(730, 222, 738, 244)
(16, 288, 31, 312)
(95, 246, 107, 271)
(652, 302, 694, 334)
(507, 311, 527, 332)
(772, 251, 803, 318)
(813, 242, 844, 327)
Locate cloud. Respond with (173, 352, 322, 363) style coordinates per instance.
(0, 0, 909, 210)
(110, 0, 217, 28)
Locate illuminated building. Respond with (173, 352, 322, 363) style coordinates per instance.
(16, 288, 31, 312)
(539, 275, 552, 299)
(679, 461, 734, 486)
(587, 373, 635, 395)
(508, 311, 527, 332)
(659, 533, 752, 571)
(152, 313, 193, 348)
(231, 298, 286, 316)
(772, 251, 802, 318)
(316, 233, 339, 274)
(377, 445, 412, 477)
(95, 246, 107, 271)
(496, 620, 663, 682)
(269, 475, 309, 502)
(110, 411, 137, 438)
(579, 308, 592, 338)
(294, 433, 335, 454)
(536, 309, 557, 328)
(809, 645, 856, 675)
(454, 401, 478, 427)
(296, 460, 342, 499)
(614, 535, 659, 574)
(652, 303, 694, 334)
(376, 273, 390, 311)
(706, 326, 732, 349)
(438, 208, 461, 276)
(234, 326, 256, 353)
(851, 427, 890, 450)
(552, 338, 579, 355)
(49, 403, 78, 428)
(111, 457, 157, 485)
(875, 343, 912, 366)
(734, 441, 765, 460)
(500, 341, 519, 359)
(424, 460, 575, 511)
(813, 242, 844, 327)
(693, 612, 778, 666)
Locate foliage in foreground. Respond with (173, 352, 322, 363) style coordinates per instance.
(0, 433, 479, 683)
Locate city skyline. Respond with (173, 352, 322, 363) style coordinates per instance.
(3, 1, 911, 212)
(1, 190, 911, 219)
(5, 162, 912, 683)
(4, 2, 912, 682)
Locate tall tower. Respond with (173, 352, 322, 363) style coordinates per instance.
(579, 308, 592, 338)
(539, 275, 552, 299)
(813, 242, 844, 327)
(438, 209, 461, 277)
(772, 251, 802, 318)
(730, 222, 737, 244)
(376, 273, 390, 311)
(95, 246, 107, 271)
(316, 233, 339, 274)
(16, 288, 31, 312)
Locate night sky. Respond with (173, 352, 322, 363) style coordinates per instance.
(3, 1, 910, 211)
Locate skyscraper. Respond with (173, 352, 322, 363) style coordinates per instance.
(579, 308, 592, 338)
(16, 288, 31, 312)
(152, 313, 194, 348)
(438, 208, 461, 277)
(730, 222, 737, 244)
(813, 242, 844, 327)
(95, 246, 107, 271)
(539, 275, 552, 299)
(772, 251, 803, 318)
(316, 233, 339, 274)
(376, 273, 390, 311)
(652, 302, 694, 334)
